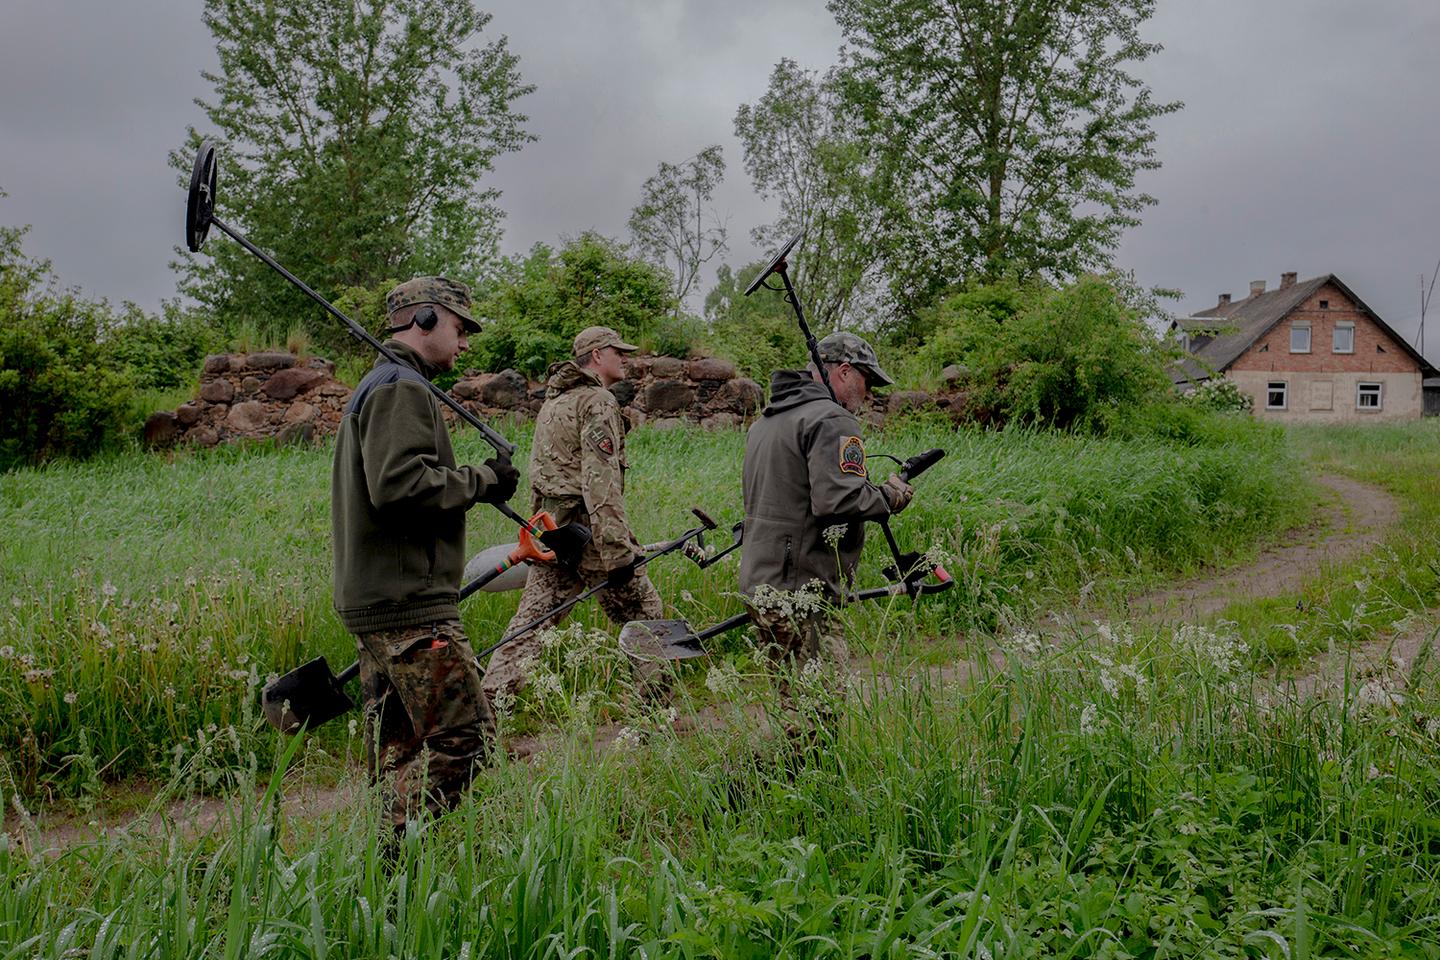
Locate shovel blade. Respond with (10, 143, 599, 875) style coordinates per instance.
(619, 619, 709, 661)
(260, 656, 357, 733)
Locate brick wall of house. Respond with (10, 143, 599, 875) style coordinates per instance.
(1229, 282, 1420, 375)
(1226, 281, 1422, 422)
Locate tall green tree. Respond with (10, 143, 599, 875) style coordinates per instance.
(828, 0, 1180, 316)
(733, 59, 889, 333)
(627, 146, 728, 315)
(173, 0, 533, 355)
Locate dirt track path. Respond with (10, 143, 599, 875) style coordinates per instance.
(8, 474, 1414, 854)
(1125, 473, 1398, 622)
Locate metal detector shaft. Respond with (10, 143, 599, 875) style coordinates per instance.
(206, 216, 514, 460)
(683, 571, 957, 647)
(473, 509, 717, 660)
(777, 266, 835, 403)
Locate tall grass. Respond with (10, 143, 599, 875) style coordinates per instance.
(0, 416, 1303, 797)
(3, 616, 1438, 956)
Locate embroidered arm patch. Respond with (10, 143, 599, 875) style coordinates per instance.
(587, 423, 616, 458)
(839, 435, 867, 477)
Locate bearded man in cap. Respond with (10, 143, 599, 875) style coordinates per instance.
(739, 331, 914, 680)
(482, 325, 667, 704)
(332, 276, 519, 837)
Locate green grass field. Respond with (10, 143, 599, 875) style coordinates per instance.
(3, 417, 1439, 957)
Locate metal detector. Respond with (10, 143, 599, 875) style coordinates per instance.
(744, 232, 945, 596)
(620, 567, 955, 662)
(183, 142, 591, 568)
(259, 508, 719, 733)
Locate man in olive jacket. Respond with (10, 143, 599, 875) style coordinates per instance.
(739, 332, 913, 668)
(332, 276, 518, 834)
(482, 326, 666, 703)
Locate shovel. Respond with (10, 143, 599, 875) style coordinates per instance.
(261, 509, 718, 733)
(619, 566, 956, 662)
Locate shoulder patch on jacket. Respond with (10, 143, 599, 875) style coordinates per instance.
(587, 423, 616, 458)
(839, 435, 867, 477)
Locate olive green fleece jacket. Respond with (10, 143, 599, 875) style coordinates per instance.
(331, 341, 501, 634)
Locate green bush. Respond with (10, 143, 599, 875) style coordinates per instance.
(1184, 377, 1254, 414)
(0, 226, 137, 470)
(465, 233, 674, 378)
(104, 303, 228, 392)
(702, 261, 808, 383)
(918, 276, 1177, 432)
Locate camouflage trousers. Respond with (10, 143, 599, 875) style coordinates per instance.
(482, 562, 664, 699)
(355, 619, 496, 829)
(744, 604, 850, 719)
(745, 604, 850, 668)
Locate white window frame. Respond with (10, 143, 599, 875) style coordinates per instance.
(1266, 381, 1288, 410)
(1332, 322, 1355, 354)
(1290, 322, 1311, 353)
(1356, 382, 1382, 411)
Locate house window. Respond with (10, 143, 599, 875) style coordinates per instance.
(1319, 300, 1329, 309)
(1333, 322, 1355, 353)
(1267, 381, 1288, 410)
(1290, 322, 1311, 353)
(1357, 382, 1382, 410)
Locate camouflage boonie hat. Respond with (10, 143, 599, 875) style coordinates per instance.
(816, 331, 894, 387)
(573, 326, 639, 357)
(385, 276, 481, 334)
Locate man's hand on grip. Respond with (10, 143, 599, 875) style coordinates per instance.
(882, 474, 915, 513)
(478, 458, 520, 504)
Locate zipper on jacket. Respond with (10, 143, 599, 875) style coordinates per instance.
(781, 535, 793, 583)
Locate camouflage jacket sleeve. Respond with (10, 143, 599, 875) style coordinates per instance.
(577, 391, 643, 570)
(803, 408, 892, 521)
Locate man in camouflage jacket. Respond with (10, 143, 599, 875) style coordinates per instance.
(482, 326, 665, 701)
(739, 332, 914, 671)
(332, 276, 519, 835)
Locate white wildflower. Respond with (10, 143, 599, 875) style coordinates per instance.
(92, 620, 110, 638)
(1080, 703, 1100, 735)
(184, 576, 198, 588)
(0, 646, 12, 659)
(1354, 678, 1404, 712)
(101, 581, 118, 597)
(1096, 623, 1113, 645)
(64, 691, 78, 705)
(1098, 669, 1119, 698)
(614, 726, 643, 750)
(822, 524, 848, 547)
(680, 590, 695, 604)
(705, 663, 740, 696)
(531, 671, 564, 700)
(1004, 629, 1043, 657)
(9, 596, 20, 609)
(1367, 764, 1381, 781)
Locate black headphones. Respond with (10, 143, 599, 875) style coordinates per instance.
(388, 305, 438, 334)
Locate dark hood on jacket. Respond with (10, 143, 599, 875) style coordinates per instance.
(764, 369, 833, 415)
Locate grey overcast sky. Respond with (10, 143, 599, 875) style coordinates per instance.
(2, 1, 1438, 364)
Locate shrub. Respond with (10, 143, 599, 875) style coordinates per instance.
(0, 225, 136, 469)
(919, 276, 1177, 432)
(465, 233, 673, 378)
(104, 303, 228, 392)
(1184, 377, 1254, 414)
(702, 261, 808, 382)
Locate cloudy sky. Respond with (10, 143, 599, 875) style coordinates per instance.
(2, 1, 1438, 363)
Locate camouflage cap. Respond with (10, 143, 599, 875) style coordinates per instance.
(816, 331, 894, 387)
(385, 276, 481, 334)
(573, 326, 639, 357)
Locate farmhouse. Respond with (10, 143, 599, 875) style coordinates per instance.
(1171, 272, 1432, 422)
